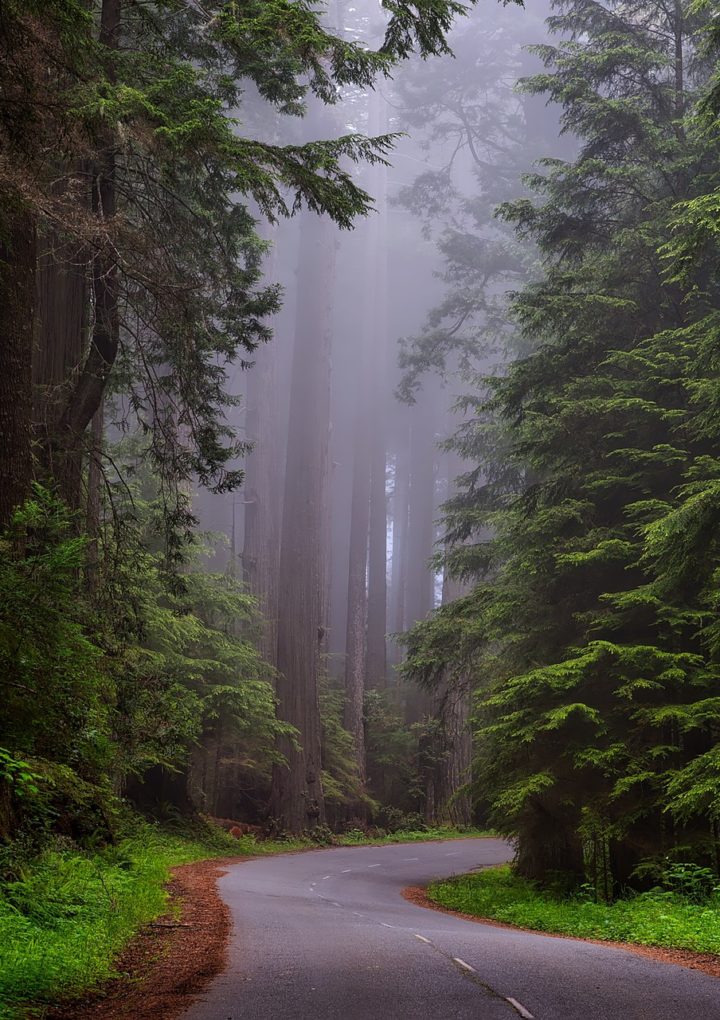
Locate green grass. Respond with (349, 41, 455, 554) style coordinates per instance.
(336, 826, 494, 846)
(0, 822, 317, 1020)
(429, 865, 720, 956)
(0, 822, 490, 1019)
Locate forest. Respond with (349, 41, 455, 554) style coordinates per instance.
(2, 0, 720, 1015)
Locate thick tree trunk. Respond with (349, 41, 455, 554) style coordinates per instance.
(405, 393, 437, 628)
(243, 328, 281, 665)
(431, 683, 472, 825)
(0, 202, 36, 527)
(85, 397, 104, 592)
(515, 805, 585, 887)
(388, 431, 410, 667)
(270, 207, 335, 832)
(34, 216, 88, 508)
(404, 390, 438, 723)
(57, 0, 119, 454)
(366, 428, 388, 688)
(428, 453, 473, 825)
(343, 374, 371, 795)
(365, 88, 389, 691)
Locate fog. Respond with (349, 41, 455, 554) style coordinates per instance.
(188, 0, 567, 826)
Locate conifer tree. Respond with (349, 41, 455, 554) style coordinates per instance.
(405, 0, 720, 888)
(0, 0, 480, 529)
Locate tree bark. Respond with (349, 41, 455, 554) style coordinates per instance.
(270, 206, 335, 832)
(56, 0, 119, 452)
(405, 392, 437, 628)
(343, 362, 371, 794)
(388, 427, 410, 667)
(34, 212, 89, 508)
(0, 202, 36, 528)
(85, 396, 104, 592)
(365, 116, 389, 689)
(243, 308, 281, 665)
(404, 389, 438, 723)
(515, 812, 585, 887)
(428, 452, 473, 825)
(366, 423, 388, 687)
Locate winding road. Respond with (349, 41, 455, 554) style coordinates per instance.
(181, 838, 720, 1019)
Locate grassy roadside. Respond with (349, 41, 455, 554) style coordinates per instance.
(0, 824, 244, 1020)
(0, 823, 489, 1018)
(428, 865, 720, 956)
(335, 825, 493, 847)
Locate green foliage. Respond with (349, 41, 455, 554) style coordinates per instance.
(0, 825, 223, 1018)
(0, 753, 39, 802)
(0, 483, 283, 846)
(1, 0, 480, 506)
(320, 680, 377, 818)
(429, 865, 720, 954)
(364, 689, 427, 819)
(403, 0, 720, 893)
(0, 490, 111, 790)
(336, 826, 488, 844)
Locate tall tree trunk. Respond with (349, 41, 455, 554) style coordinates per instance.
(388, 429, 410, 668)
(0, 202, 35, 527)
(429, 570, 472, 826)
(428, 450, 473, 825)
(405, 392, 437, 628)
(85, 397, 104, 592)
(365, 91, 389, 689)
(34, 212, 88, 508)
(243, 310, 281, 665)
(366, 421, 388, 688)
(343, 356, 371, 797)
(270, 206, 335, 832)
(56, 0, 119, 456)
(404, 390, 438, 723)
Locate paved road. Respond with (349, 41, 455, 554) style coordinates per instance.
(181, 838, 720, 1019)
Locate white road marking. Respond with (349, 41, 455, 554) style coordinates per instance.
(341, 868, 352, 873)
(445, 852, 460, 856)
(331, 901, 341, 907)
(322, 875, 331, 880)
(453, 957, 475, 973)
(367, 863, 381, 868)
(402, 857, 419, 862)
(413, 934, 431, 944)
(380, 922, 394, 928)
(506, 997, 534, 1019)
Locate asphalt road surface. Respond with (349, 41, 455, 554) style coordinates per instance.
(181, 837, 720, 1020)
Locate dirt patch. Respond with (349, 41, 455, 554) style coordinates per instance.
(403, 885, 720, 981)
(49, 856, 248, 1020)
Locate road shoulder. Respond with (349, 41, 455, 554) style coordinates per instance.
(403, 884, 720, 981)
(48, 856, 247, 1020)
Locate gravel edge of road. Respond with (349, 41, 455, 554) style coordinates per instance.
(403, 884, 720, 981)
(47, 856, 249, 1020)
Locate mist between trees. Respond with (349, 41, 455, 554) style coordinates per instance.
(3, 0, 720, 904)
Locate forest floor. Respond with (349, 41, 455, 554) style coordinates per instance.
(421, 865, 720, 980)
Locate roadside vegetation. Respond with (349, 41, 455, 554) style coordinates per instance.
(429, 866, 720, 956)
(0, 818, 486, 1020)
(0, 823, 240, 1020)
(337, 826, 492, 846)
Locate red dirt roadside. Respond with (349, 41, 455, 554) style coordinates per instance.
(49, 856, 246, 1020)
(403, 885, 720, 981)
